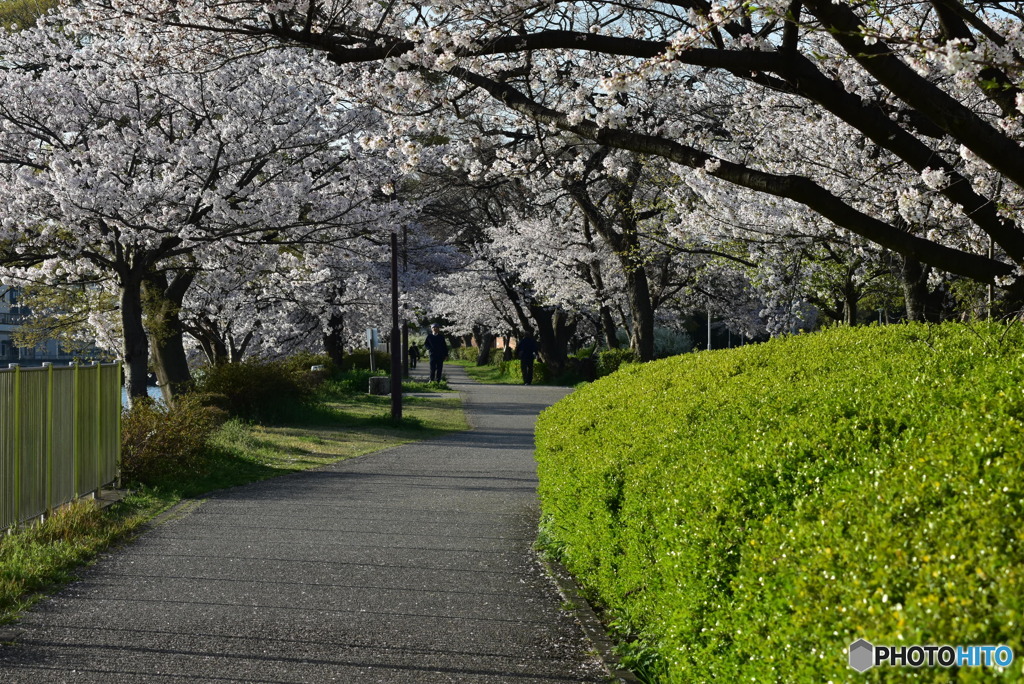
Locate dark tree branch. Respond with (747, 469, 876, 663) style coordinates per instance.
(452, 67, 1012, 283)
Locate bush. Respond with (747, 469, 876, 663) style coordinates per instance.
(194, 360, 317, 422)
(595, 348, 638, 377)
(344, 349, 391, 371)
(497, 358, 548, 384)
(278, 351, 337, 377)
(447, 345, 478, 361)
(489, 347, 506, 365)
(536, 322, 1024, 681)
(318, 368, 387, 398)
(121, 394, 227, 484)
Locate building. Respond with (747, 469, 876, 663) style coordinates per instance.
(0, 286, 85, 367)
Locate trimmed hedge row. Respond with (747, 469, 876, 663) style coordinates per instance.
(535, 322, 1024, 681)
(496, 358, 549, 384)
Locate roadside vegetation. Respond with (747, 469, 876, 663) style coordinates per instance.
(536, 322, 1024, 682)
(451, 345, 639, 386)
(0, 353, 467, 625)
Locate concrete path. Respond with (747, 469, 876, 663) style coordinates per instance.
(0, 365, 607, 683)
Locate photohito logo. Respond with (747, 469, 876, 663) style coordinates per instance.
(848, 639, 1014, 672)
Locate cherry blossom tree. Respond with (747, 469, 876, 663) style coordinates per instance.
(0, 18, 403, 402)
(71, 0, 1024, 306)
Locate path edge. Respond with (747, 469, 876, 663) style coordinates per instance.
(539, 555, 642, 683)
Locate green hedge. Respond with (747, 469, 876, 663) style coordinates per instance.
(535, 322, 1024, 681)
(447, 345, 478, 361)
(497, 358, 548, 384)
(596, 348, 638, 377)
(344, 349, 391, 370)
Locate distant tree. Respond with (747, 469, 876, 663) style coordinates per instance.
(0, 22, 400, 402)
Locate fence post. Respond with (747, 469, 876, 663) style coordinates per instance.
(72, 362, 79, 498)
(11, 364, 20, 526)
(116, 361, 123, 489)
(44, 362, 53, 514)
(96, 362, 102, 498)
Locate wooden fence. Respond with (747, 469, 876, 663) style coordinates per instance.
(0, 362, 121, 530)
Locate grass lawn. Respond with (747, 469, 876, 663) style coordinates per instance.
(451, 358, 580, 387)
(0, 389, 468, 626)
(449, 358, 521, 384)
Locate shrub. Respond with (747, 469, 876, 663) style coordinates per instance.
(448, 345, 478, 361)
(121, 394, 227, 484)
(653, 328, 693, 357)
(535, 322, 1024, 681)
(344, 349, 391, 371)
(497, 358, 548, 384)
(193, 360, 317, 422)
(487, 347, 505, 365)
(318, 368, 387, 398)
(278, 351, 337, 377)
(595, 347, 638, 377)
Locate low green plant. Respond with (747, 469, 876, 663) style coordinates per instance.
(319, 368, 386, 397)
(0, 493, 166, 624)
(193, 359, 317, 422)
(496, 358, 549, 384)
(536, 322, 1024, 682)
(402, 378, 452, 392)
(595, 348, 638, 377)
(344, 349, 391, 370)
(278, 351, 337, 376)
(120, 394, 227, 485)
(447, 345, 478, 361)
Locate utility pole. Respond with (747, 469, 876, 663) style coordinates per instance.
(390, 232, 402, 420)
(401, 223, 409, 378)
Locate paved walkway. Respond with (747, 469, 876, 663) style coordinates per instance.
(0, 365, 607, 683)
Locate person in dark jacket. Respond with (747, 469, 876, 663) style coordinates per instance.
(408, 343, 420, 369)
(423, 324, 448, 382)
(516, 333, 539, 385)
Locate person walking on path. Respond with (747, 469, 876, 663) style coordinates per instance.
(516, 333, 539, 385)
(407, 342, 420, 369)
(423, 323, 448, 383)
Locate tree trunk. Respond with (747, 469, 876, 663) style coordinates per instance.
(323, 311, 345, 369)
(600, 304, 620, 349)
(402, 322, 409, 378)
(625, 268, 655, 360)
(554, 309, 578, 361)
(530, 305, 572, 377)
(901, 257, 932, 322)
(201, 335, 229, 367)
(569, 179, 656, 361)
(530, 306, 558, 375)
(183, 314, 229, 367)
(145, 271, 195, 407)
(582, 220, 620, 349)
(843, 284, 859, 326)
(228, 330, 254, 364)
(475, 329, 495, 366)
(120, 272, 150, 407)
